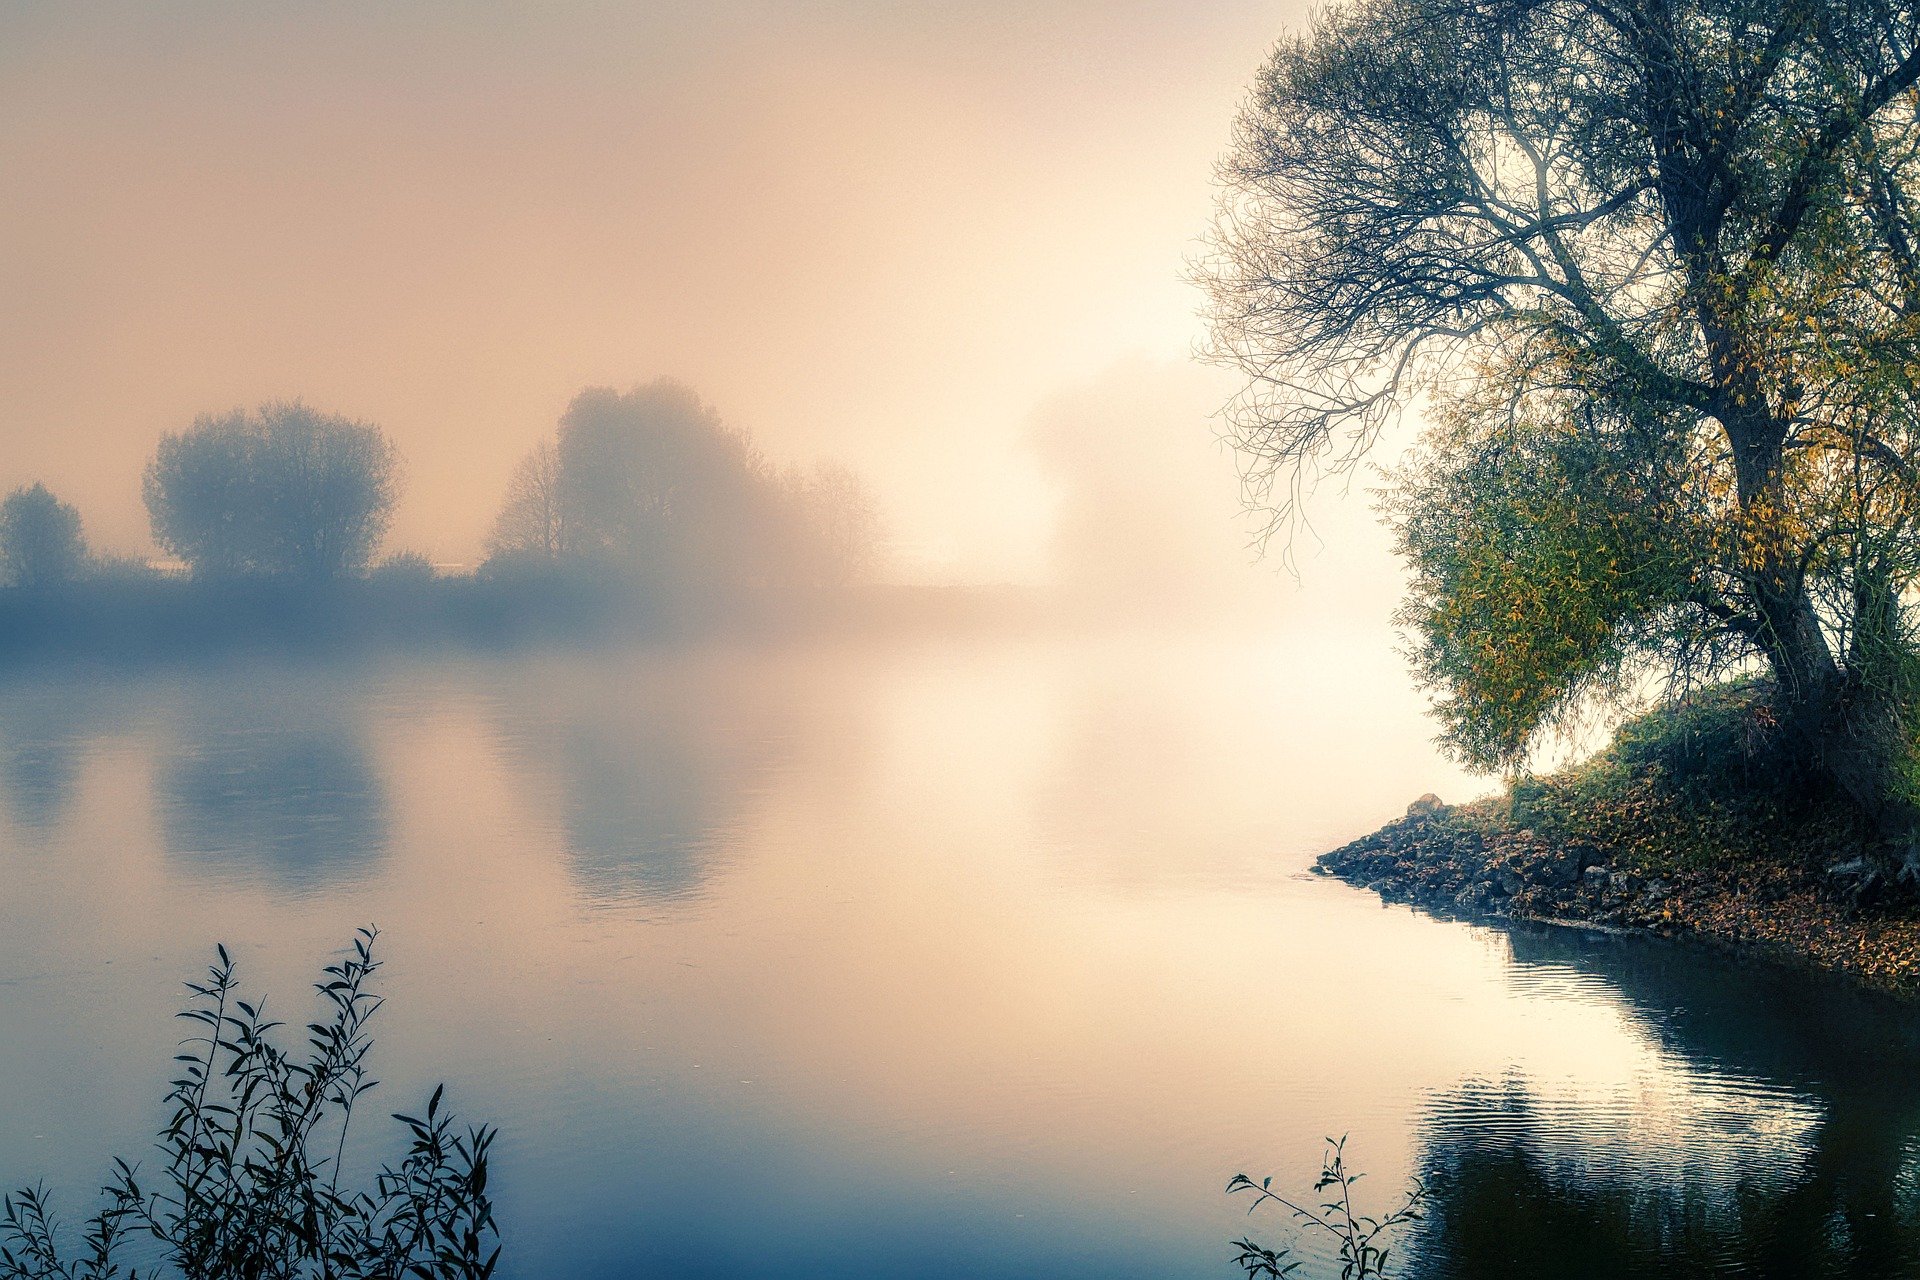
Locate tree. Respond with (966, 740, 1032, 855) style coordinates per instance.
(483, 381, 885, 593)
(144, 402, 400, 581)
(1201, 0, 1920, 828)
(0, 484, 87, 589)
(485, 439, 567, 562)
(552, 380, 771, 580)
(783, 461, 885, 586)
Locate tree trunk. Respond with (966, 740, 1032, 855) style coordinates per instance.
(1754, 574, 1920, 868)
(1727, 407, 1915, 843)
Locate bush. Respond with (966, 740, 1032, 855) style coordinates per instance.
(368, 551, 437, 585)
(1228, 1136, 1426, 1279)
(0, 929, 500, 1280)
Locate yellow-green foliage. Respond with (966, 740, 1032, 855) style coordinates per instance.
(1389, 411, 1700, 772)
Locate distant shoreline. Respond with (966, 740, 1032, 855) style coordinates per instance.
(0, 577, 1048, 667)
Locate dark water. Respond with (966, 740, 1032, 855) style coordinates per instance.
(2, 632, 1919, 1278)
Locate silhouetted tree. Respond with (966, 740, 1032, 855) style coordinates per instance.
(553, 381, 770, 581)
(485, 439, 567, 563)
(782, 461, 884, 586)
(483, 381, 885, 594)
(144, 402, 400, 581)
(0, 483, 87, 589)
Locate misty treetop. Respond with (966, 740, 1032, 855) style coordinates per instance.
(1203, 0, 1920, 831)
(144, 402, 401, 581)
(0, 484, 87, 590)
(486, 379, 882, 592)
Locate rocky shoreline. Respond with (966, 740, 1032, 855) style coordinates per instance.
(1315, 793, 1920, 995)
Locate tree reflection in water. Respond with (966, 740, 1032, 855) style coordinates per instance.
(486, 650, 815, 905)
(1408, 923, 1920, 1279)
(158, 714, 389, 890)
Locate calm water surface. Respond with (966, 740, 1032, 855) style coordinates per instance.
(3, 629, 1919, 1278)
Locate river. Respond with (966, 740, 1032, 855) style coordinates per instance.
(2, 629, 1918, 1278)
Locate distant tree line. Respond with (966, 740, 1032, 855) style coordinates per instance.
(0, 382, 883, 611)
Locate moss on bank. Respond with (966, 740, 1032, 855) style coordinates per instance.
(1318, 682, 1920, 995)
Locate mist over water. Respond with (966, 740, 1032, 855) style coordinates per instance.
(5, 2, 1920, 1276)
(0, 631, 1916, 1277)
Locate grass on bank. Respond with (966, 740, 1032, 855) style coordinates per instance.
(1498, 680, 1872, 882)
(1414, 680, 1920, 992)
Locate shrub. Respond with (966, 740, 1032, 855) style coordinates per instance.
(1228, 1136, 1426, 1279)
(0, 929, 499, 1280)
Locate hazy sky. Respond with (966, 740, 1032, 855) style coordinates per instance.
(0, 0, 1313, 577)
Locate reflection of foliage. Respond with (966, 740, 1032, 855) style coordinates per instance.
(556, 719, 718, 902)
(161, 726, 388, 890)
(0, 931, 500, 1280)
(489, 655, 803, 905)
(0, 689, 91, 833)
(1411, 1080, 1919, 1279)
(1228, 1136, 1426, 1279)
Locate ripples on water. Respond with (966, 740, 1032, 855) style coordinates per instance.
(0, 633, 1917, 1278)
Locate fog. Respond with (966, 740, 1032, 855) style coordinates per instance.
(0, 0, 1327, 589)
(1028, 357, 1411, 624)
(11, 9, 1919, 1280)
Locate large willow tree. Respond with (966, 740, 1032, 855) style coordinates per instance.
(1203, 0, 1920, 828)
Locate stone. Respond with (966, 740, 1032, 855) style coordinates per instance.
(1581, 865, 1611, 889)
(1406, 793, 1446, 818)
(1453, 884, 1493, 911)
(1535, 846, 1584, 889)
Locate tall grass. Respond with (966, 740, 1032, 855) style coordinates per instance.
(0, 929, 499, 1280)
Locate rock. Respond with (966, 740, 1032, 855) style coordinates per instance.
(1535, 845, 1584, 889)
(1453, 883, 1494, 911)
(1494, 863, 1525, 895)
(1406, 793, 1446, 818)
(1610, 870, 1641, 893)
(1581, 865, 1611, 889)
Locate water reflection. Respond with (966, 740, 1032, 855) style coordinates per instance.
(157, 694, 388, 890)
(0, 696, 87, 831)
(1409, 923, 1920, 1278)
(487, 653, 808, 903)
(16, 637, 1920, 1279)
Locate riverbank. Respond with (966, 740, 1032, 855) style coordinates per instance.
(0, 576, 1046, 665)
(1317, 684, 1920, 996)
